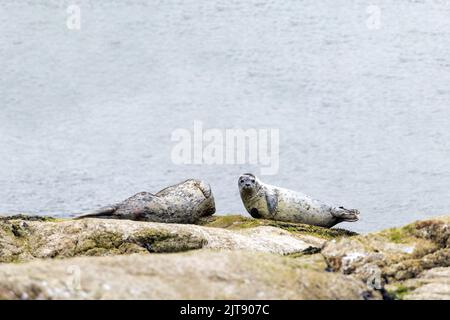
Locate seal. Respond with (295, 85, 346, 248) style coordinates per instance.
(75, 179, 216, 224)
(238, 173, 359, 228)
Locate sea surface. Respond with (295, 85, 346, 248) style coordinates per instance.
(1, 0, 449, 232)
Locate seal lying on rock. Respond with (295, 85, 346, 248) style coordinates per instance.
(75, 179, 215, 224)
(238, 173, 359, 228)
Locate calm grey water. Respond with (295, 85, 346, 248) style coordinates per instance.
(1, 0, 449, 232)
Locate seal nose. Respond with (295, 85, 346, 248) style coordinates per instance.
(245, 183, 251, 187)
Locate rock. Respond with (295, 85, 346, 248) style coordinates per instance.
(0, 217, 326, 263)
(0, 214, 449, 300)
(0, 250, 379, 300)
(321, 217, 450, 298)
(386, 267, 450, 300)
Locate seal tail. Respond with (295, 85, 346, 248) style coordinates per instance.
(73, 205, 117, 220)
(331, 206, 360, 222)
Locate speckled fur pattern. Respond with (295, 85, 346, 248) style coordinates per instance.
(75, 179, 216, 224)
(238, 174, 359, 228)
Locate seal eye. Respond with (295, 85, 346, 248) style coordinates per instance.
(240, 179, 244, 184)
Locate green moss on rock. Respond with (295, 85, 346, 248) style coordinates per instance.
(0, 215, 61, 222)
(379, 227, 413, 244)
(199, 215, 357, 239)
(131, 230, 206, 253)
(386, 284, 413, 300)
(74, 231, 147, 256)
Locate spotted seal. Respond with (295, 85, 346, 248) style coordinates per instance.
(75, 179, 215, 224)
(238, 173, 359, 228)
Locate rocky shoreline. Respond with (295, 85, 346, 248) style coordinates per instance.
(0, 214, 448, 299)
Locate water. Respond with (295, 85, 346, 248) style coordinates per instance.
(1, 0, 449, 232)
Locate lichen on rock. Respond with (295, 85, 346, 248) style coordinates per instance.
(0, 213, 449, 300)
(321, 217, 450, 299)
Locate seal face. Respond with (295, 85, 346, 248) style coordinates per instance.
(75, 179, 216, 224)
(238, 173, 360, 228)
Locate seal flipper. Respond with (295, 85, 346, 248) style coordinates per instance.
(331, 206, 360, 222)
(265, 191, 278, 217)
(250, 208, 262, 218)
(73, 205, 118, 220)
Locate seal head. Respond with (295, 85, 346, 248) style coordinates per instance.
(238, 173, 268, 219)
(238, 173, 258, 192)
